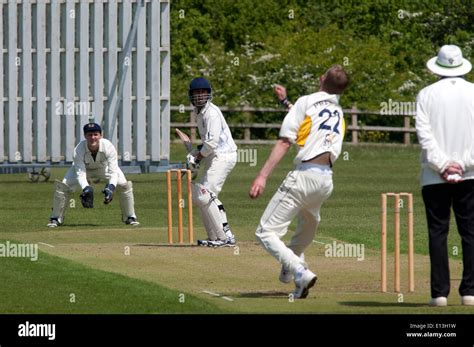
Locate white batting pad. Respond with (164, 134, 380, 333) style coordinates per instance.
(118, 181, 136, 222)
(51, 180, 73, 222)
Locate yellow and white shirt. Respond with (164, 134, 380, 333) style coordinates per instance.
(279, 91, 345, 165)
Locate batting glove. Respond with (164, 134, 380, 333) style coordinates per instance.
(186, 153, 200, 170)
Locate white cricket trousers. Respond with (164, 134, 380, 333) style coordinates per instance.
(58, 166, 137, 222)
(63, 166, 128, 189)
(256, 163, 333, 275)
(199, 151, 237, 195)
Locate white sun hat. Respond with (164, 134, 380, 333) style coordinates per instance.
(426, 45, 472, 77)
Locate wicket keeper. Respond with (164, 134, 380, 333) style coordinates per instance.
(47, 123, 139, 227)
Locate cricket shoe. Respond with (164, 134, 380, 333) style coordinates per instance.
(292, 269, 317, 299)
(461, 296, 474, 306)
(125, 217, 140, 226)
(47, 218, 61, 228)
(279, 254, 305, 284)
(429, 297, 447, 307)
(226, 236, 236, 246)
(207, 240, 233, 248)
(224, 227, 236, 245)
(197, 239, 211, 247)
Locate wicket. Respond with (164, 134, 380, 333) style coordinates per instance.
(167, 169, 194, 244)
(381, 192, 414, 293)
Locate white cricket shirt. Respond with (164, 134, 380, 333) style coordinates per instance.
(72, 138, 120, 189)
(416, 77, 474, 186)
(196, 102, 237, 157)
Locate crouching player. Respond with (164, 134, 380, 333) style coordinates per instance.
(47, 123, 139, 227)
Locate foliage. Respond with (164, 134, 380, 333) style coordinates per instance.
(170, 0, 474, 137)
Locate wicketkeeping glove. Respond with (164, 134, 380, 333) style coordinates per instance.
(80, 186, 94, 208)
(102, 184, 116, 204)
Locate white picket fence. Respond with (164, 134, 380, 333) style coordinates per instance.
(0, 0, 170, 168)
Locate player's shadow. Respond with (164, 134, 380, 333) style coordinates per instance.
(339, 301, 426, 307)
(234, 291, 289, 298)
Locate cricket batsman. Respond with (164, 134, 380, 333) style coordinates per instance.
(47, 123, 139, 227)
(186, 77, 237, 247)
(249, 65, 349, 298)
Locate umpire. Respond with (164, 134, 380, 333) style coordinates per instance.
(416, 45, 474, 306)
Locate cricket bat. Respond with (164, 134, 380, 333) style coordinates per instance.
(175, 128, 193, 153)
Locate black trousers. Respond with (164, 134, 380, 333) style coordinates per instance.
(422, 180, 474, 298)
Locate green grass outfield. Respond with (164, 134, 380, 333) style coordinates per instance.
(0, 144, 471, 313)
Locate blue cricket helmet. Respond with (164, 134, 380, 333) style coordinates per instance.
(188, 77, 212, 107)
